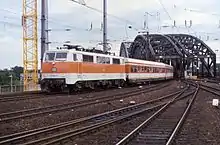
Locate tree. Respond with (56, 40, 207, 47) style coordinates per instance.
(11, 66, 23, 78)
(0, 66, 24, 85)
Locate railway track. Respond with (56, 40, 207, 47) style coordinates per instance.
(173, 83, 220, 145)
(0, 92, 66, 103)
(0, 89, 111, 102)
(0, 86, 189, 145)
(0, 83, 172, 123)
(0, 91, 40, 97)
(115, 84, 199, 145)
(200, 78, 220, 84)
(186, 80, 220, 96)
(0, 82, 170, 103)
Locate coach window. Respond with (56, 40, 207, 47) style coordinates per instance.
(113, 58, 120, 64)
(131, 66, 134, 72)
(158, 68, 161, 73)
(155, 68, 158, 73)
(97, 56, 104, 64)
(148, 67, 151, 73)
(150, 67, 154, 73)
(132, 66, 137, 72)
(45, 53, 55, 61)
(144, 66, 147, 72)
(137, 66, 140, 72)
(142, 66, 145, 72)
(153, 67, 157, 73)
(55, 52, 67, 61)
(145, 67, 149, 73)
(132, 66, 136, 72)
(135, 66, 138, 72)
(83, 55, 93, 62)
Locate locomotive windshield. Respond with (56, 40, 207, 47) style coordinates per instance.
(45, 52, 55, 61)
(44, 52, 67, 62)
(55, 52, 67, 61)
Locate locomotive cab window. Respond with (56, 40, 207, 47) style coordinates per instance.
(55, 52, 67, 61)
(83, 55, 93, 62)
(45, 53, 55, 61)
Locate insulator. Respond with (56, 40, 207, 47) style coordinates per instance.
(206, 35, 209, 41)
(143, 20, 146, 29)
(190, 20, 192, 27)
(173, 20, 176, 27)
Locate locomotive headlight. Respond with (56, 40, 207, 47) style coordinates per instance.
(52, 67, 57, 72)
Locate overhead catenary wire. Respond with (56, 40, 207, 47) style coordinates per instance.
(157, 0, 182, 34)
(0, 1, 139, 41)
(184, 8, 220, 17)
(157, 0, 172, 20)
(0, 7, 96, 32)
(70, 0, 141, 29)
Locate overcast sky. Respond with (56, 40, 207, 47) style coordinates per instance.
(0, 0, 220, 69)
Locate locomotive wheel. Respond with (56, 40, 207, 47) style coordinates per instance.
(89, 82, 95, 90)
(120, 80, 125, 87)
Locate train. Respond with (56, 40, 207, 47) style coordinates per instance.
(40, 45, 173, 92)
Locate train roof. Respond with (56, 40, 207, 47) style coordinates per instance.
(45, 49, 124, 59)
(126, 58, 173, 68)
(45, 48, 172, 68)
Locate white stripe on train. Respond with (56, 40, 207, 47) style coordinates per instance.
(42, 73, 173, 85)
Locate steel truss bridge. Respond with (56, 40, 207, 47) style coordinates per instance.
(120, 34, 216, 78)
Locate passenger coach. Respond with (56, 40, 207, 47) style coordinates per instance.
(125, 58, 173, 83)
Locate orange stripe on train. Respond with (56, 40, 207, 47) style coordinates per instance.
(42, 62, 125, 73)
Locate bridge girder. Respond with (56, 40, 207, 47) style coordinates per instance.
(120, 34, 216, 78)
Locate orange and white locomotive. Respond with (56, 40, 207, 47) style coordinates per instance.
(41, 45, 173, 92)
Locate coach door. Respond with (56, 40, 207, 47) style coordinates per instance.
(75, 54, 82, 80)
(120, 59, 125, 78)
(165, 67, 167, 80)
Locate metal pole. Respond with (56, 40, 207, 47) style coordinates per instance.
(146, 12, 149, 31)
(10, 75, 13, 92)
(103, 0, 107, 52)
(124, 23, 129, 40)
(45, 0, 49, 50)
(41, 0, 49, 66)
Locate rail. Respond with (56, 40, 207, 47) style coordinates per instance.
(116, 85, 198, 145)
(166, 85, 199, 145)
(0, 83, 170, 122)
(0, 86, 186, 145)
